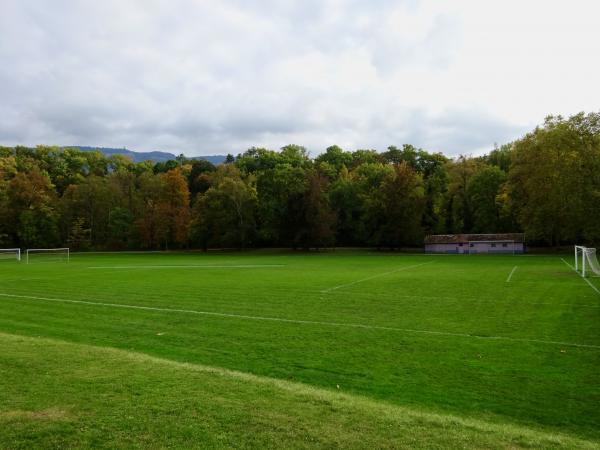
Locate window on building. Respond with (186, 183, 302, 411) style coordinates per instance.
(491, 243, 496, 248)
(502, 243, 508, 247)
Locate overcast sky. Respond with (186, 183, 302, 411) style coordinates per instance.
(1, 0, 599, 157)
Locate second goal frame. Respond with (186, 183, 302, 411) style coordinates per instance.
(0, 248, 21, 261)
(26, 248, 70, 264)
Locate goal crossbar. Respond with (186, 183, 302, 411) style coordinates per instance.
(26, 248, 70, 264)
(0, 248, 21, 261)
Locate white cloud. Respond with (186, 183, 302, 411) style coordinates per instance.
(0, 0, 599, 156)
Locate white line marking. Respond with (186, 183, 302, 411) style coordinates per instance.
(1, 292, 598, 350)
(506, 266, 518, 282)
(583, 278, 600, 294)
(561, 258, 600, 295)
(561, 258, 575, 270)
(320, 291, 600, 308)
(321, 261, 435, 293)
(88, 265, 286, 269)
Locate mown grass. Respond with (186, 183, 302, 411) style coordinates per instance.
(1, 332, 599, 449)
(0, 250, 599, 447)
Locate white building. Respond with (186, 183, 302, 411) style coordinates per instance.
(424, 234, 525, 254)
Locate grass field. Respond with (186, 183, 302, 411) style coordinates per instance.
(1, 250, 599, 448)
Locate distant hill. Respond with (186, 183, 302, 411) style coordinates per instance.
(69, 146, 226, 165)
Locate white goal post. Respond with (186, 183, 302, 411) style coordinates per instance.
(0, 248, 21, 261)
(26, 248, 70, 264)
(575, 245, 600, 277)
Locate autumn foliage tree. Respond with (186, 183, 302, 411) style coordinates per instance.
(158, 168, 191, 248)
(7, 166, 59, 247)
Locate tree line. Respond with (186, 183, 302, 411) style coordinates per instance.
(0, 112, 599, 251)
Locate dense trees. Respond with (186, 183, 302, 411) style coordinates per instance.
(1, 112, 599, 250)
(191, 166, 257, 250)
(506, 113, 600, 246)
(134, 169, 191, 249)
(372, 163, 425, 248)
(7, 167, 59, 248)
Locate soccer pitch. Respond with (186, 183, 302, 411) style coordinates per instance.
(1, 251, 599, 448)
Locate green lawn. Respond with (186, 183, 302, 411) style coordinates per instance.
(1, 250, 599, 448)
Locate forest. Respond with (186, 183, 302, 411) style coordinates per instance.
(0, 112, 599, 251)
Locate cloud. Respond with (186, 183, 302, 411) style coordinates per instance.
(0, 0, 599, 157)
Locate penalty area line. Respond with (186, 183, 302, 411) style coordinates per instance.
(1, 292, 598, 350)
(561, 258, 600, 295)
(321, 261, 435, 293)
(506, 266, 518, 283)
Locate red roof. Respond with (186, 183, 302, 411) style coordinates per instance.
(424, 233, 524, 244)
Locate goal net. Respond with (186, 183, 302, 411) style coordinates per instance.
(0, 248, 21, 261)
(26, 248, 70, 264)
(575, 245, 600, 277)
